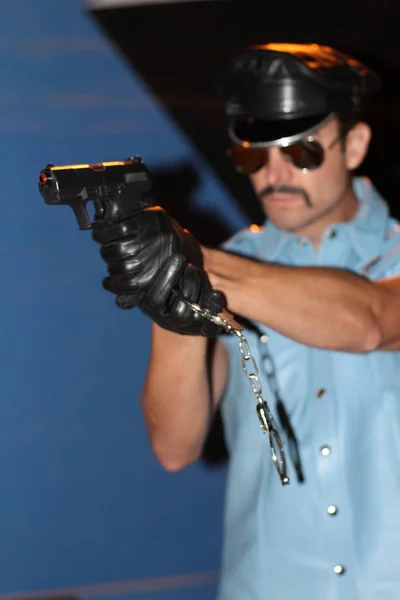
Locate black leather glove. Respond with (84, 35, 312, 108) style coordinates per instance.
(91, 205, 204, 309)
(92, 206, 225, 336)
(139, 253, 224, 337)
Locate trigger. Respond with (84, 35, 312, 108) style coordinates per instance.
(71, 202, 92, 230)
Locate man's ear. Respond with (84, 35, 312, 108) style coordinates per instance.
(345, 122, 371, 170)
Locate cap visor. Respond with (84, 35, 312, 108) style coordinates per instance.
(229, 114, 331, 147)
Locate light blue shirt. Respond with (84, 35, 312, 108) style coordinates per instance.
(217, 177, 400, 600)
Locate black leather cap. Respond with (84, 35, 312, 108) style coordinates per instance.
(219, 43, 382, 146)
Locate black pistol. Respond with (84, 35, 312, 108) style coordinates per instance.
(38, 156, 152, 230)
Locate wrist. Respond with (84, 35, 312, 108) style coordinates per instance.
(152, 322, 209, 348)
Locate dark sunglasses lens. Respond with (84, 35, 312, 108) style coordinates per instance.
(228, 139, 325, 173)
(282, 139, 324, 170)
(227, 146, 267, 174)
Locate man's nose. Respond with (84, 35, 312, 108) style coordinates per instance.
(258, 147, 293, 186)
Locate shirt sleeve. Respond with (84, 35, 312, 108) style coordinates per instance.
(364, 230, 400, 281)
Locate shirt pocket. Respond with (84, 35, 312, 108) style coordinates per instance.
(261, 329, 311, 425)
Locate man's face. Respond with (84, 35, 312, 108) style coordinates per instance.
(248, 117, 354, 235)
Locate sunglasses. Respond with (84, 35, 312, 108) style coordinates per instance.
(227, 133, 342, 174)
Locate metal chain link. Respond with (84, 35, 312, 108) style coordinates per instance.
(183, 299, 289, 486)
(233, 328, 289, 485)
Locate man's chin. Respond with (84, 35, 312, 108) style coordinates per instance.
(265, 207, 312, 231)
(268, 209, 320, 231)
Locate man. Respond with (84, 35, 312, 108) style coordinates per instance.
(94, 43, 400, 599)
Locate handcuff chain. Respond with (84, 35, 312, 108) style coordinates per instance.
(182, 299, 290, 486)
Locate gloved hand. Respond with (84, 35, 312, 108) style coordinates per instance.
(139, 253, 224, 337)
(91, 205, 204, 309)
(92, 205, 225, 337)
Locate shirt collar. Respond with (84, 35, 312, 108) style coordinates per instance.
(344, 177, 389, 265)
(260, 176, 390, 264)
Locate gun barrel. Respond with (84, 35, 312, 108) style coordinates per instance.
(38, 156, 152, 230)
(38, 157, 150, 206)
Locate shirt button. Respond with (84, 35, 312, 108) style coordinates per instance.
(327, 505, 338, 516)
(316, 388, 326, 398)
(297, 237, 307, 246)
(334, 565, 346, 575)
(260, 334, 268, 344)
(327, 229, 337, 239)
(320, 445, 331, 456)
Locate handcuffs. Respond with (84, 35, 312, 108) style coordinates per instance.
(183, 299, 289, 486)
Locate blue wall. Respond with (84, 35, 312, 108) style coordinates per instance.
(0, 2, 249, 598)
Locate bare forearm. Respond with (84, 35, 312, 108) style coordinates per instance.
(204, 249, 382, 352)
(231, 265, 380, 350)
(141, 324, 212, 471)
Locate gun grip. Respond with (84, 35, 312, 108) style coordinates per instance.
(71, 202, 91, 230)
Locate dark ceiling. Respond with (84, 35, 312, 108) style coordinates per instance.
(87, 0, 400, 236)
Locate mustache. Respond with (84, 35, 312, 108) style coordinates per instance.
(258, 185, 312, 207)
